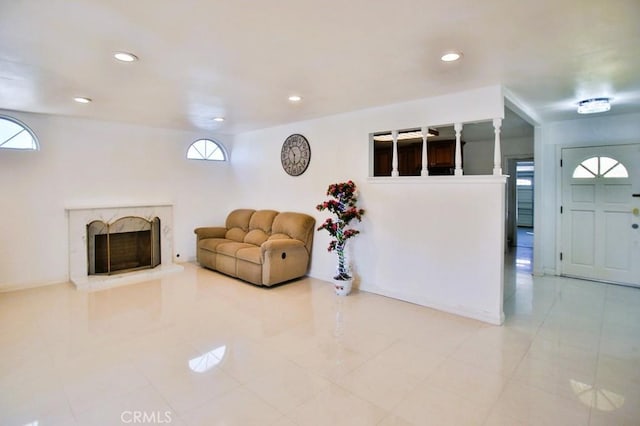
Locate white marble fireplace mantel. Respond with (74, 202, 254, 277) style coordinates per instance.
(66, 203, 183, 290)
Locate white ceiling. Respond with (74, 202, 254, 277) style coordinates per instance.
(1, 0, 639, 134)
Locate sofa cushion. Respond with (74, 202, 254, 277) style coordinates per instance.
(268, 233, 291, 241)
(222, 209, 254, 242)
(217, 241, 255, 257)
(244, 229, 269, 246)
(226, 209, 255, 230)
(272, 212, 315, 251)
(249, 210, 279, 232)
(236, 246, 262, 264)
(225, 228, 247, 242)
(200, 238, 232, 253)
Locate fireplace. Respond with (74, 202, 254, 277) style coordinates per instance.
(67, 203, 183, 290)
(87, 216, 161, 275)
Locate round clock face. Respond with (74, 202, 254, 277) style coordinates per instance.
(281, 134, 311, 176)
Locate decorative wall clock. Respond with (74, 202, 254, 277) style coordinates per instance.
(281, 134, 311, 176)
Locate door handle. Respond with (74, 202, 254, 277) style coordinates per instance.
(633, 224, 639, 229)
(634, 194, 640, 197)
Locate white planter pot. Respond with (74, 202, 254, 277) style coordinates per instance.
(333, 278, 353, 296)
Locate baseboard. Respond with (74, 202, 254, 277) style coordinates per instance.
(0, 276, 70, 293)
(330, 278, 504, 325)
(532, 268, 545, 277)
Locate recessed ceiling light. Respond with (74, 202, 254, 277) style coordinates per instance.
(114, 52, 138, 62)
(73, 97, 92, 103)
(441, 52, 462, 62)
(577, 98, 611, 114)
(213, 117, 225, 122)
(288, 95, 302, 102)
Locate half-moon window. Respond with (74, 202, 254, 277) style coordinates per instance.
(187, 138, 227, 161)
(0, 116, 39, 150)
(572, 156, 628, 179)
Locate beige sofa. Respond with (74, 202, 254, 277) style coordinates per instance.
(194, 209, 315, 286)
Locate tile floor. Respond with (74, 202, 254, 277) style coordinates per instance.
(1, 252, 639, 425)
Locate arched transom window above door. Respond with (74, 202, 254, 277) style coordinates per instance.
(572, 156, 629, 179)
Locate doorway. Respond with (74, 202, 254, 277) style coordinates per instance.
(505, 157, 535, 273)
(560, 144, 640, 287)
(515, 160, 534, 271)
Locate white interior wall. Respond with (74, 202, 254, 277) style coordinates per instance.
(1, 85, 509, 324)
(0, 110, 234, 290)
(536, 112, 640, 275)
(465, 136, 534, 249)
(231, 86, 507, 324)
(464, 136, 533, 175)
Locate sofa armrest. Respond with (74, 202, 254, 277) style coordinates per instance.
(260, 238, 306, 255)
(260, 239, 310, 286)
(194, 226, 227, 240)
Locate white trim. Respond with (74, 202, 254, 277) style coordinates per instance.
(0, 276, 68, 293)
(367, 175, 508, 184)
(555, 144, 564, 276)
(503, 87, 541, 125)
(66, 202, 173, 211)
(361, 283, 504, 325)
(533, 125, 544, 276)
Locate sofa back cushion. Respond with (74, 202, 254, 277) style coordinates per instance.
(242, 210, 278, 246)
(249, 210, 279, 232)
(244, 230, 269, 246)
(225, 209, 255, 242)
(272, 212, 315, 253)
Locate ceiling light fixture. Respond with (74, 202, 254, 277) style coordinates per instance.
(441, 52, 462, 62)
(213, 117, 225, 122)
(73, 97, 92, 104)
(114, 52, 138, 62)
(288, 95, 302, 102)
(577, 98, 611, 114)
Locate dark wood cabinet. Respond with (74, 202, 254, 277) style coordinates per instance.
(374, 139, 462, 176)
(374, 148, 393, 176)
(427, 140, 456, 175)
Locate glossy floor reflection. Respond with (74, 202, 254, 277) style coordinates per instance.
(1, 261, 639, 425)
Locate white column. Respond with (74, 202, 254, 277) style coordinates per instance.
(493, 118, 503, 175)
(391, 130, 399, 177)
(454, 122, 463, 176)
(420, 126, 429, 176)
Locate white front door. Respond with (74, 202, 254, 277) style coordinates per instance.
(561, 144, 640, 287)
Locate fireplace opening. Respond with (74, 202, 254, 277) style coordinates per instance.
(87, 216, 161, 275)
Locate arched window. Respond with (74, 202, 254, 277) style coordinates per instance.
(572, 156, 628, 179)
(0, 116, 39, 150)
(186, 138, 227, 161)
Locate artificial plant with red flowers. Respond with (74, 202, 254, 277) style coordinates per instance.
(316, 180, 365, 280)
